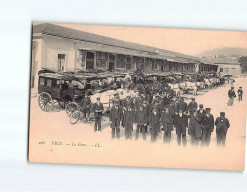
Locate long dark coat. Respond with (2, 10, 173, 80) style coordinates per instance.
(215, 117, 230, 133)
(92, 102, 104, 118)
(80, 97, 91, 113)
(123, 108, 135, 132)
(160, 111, 173, 132)
(201, 114, 214, 132)
(188, 114, 202, 138)
(148, 111, 161, 135)
(174, 113, 188, 136)
(196, 109, 206, 123)
(109, 106, 123, 128)
(135, 107, 148, 126)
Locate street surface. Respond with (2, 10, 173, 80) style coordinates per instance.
(29, 78, 247, 170)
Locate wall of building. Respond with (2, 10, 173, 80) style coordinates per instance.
(44, 36, 76, 72)
(31, 39, 43, 88)
(198, 63, 218, 73)
(217, 64, 241, 76)
(31, 35, 202, 88)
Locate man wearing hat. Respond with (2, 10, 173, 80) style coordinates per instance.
(237, 86, 243, 102)
(149, 106, 161, 142)
(134, 92, 143, 110)
(196, 104, 206, 123)
(201, 108, 214, 146)
(123, 102, 135, 139)
(135, 103, 148, 140)
(215, 112, 230, 146)
(160, 107, 173, 143)
(92, 97, 104, 131)
(228, 87, 236, 106)
(188, 98, 198, 116)
(174, 109, 188, 146)
(109, 100, 123, 139)
(177, 97, 188, 114)
(143, 98, 151, 133)
(80, 91, 91, 122)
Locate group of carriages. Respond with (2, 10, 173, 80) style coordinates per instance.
(37, 69, 227, 124)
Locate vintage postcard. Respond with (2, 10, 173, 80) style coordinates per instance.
(28, 23, 247, 171)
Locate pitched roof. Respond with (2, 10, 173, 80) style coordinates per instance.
(32, 23, 199, 63)
(200, 57, 240, 65)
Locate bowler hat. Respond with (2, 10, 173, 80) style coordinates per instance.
(205, 108, 211, 111)
(220, 112, 225, 116)
(199, 104, 203, 108)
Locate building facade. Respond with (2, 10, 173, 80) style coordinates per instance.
(200, 57, 241, 77)
(31, 23, 216, 88)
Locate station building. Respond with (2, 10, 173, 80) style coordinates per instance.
(200, 57, 241, 77)
(31, 23, 217, 88)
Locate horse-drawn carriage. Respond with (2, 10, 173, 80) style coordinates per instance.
(37, 69, 134, 124)
(37, 72, 86, 112)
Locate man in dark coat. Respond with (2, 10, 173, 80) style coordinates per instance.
(149, 107, 161, 142)
(174, 109, 188, 146)
(123, 102, 135, 140)
(135, 104, 148, 140)
(143, 99, 150, 133)
(92, 97, 104, 132)
(201, 108, 214, 146)
(237, 86, 243, 102)
(134, 92, 143, 110)
(109, 100, 123, 139)
(215, 112, 230, 146)
(188, 98, 198, 115)
(160, 107, 173, 143)
(196, 104, 206, 123)
(177, 97, 188, 114)
(228, 87, 236, 106)
(188, 111, 202, 145)
(79, 92, 91, 121)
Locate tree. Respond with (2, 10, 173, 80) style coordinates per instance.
(238, 56, 247, 73)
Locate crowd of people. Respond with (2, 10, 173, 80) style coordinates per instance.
(78, 83, 244, 147)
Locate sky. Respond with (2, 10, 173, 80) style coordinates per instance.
(55, 23, 247, 56)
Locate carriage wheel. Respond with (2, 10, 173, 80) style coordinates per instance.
(58, 99, 70, 109)
(65, 102, 79, 116)
(70, 110, 80, 124)
(38, 92, 54, 112)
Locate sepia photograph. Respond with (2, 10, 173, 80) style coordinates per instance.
(28, 22, 247, 171)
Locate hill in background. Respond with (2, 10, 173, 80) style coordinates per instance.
(196, 47, 247, 57)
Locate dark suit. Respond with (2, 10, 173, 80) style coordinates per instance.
(160, 111, 173, 143)
(143, 104, 150, 133)
(92, 102, 104, 131)
(135, 107, 148, 140)
(201, 114, 214, 146)
(174, 113, 188, 146)
(215, 117, 230, 146)
(80, 97, 91, 117)
(123, 108, 135, 139)
(109, 106, 123, 139)
(228, 89, 236, 106)
(149, 111, 161, 142)
(196, 109, 206, 123)
(237, 89, 243, 101)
